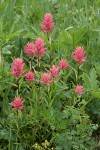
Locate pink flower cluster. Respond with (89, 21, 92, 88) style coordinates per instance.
(10, 58, 35, 83)
(40, 73, 52, 85)
(73, 47, 86, 63)
(10, 58, 25, 77)
(25, 71, 35, 82)
(24, 38, 47, 58)
(49, 65, 59, 78)
(58, 59, 69, 70)
(9, 97, 24, 110)
(35, 38, 47, 57)
(25, 43, 36, 56)
(40, 59, 69, 85)
(75, 85, 84, 95)
(9, 13, 87, 112)
(25, 13, 55, 57)
(40, 13, 55, 33)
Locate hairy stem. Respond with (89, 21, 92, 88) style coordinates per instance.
(37, 56, 40, 72)
(17, 78, 20, 96)
(30, 58, 32, 70)
(16, 111, 19, 150)
(8, 126, 12, 150)
(47, 33, 52, 65)
(76, 64, 80, 84)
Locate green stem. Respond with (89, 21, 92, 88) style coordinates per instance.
(73, 96, 76, 106)
(46, 85, 51, 106)
(47, 33, 52, 65)
(80, 98, 93, 110)
(30, 57, 33, 70)
(30, 85, 35, 111)
(16, 111, 19, 150)
(35, 95, 38, 120)
(62, 69, 67, 84)
(37, 56, 40, 72)
(77, 64, 80, 84)
(48, 83, 55, 107)
(35, 86, 39, 120)
(77, 65, 80, 77)
(17, 78, 21, 96)
(37, 56, 41, 92)
(73, 96, 81, 107)
(47, 85, 50, 98)
(69, 65, 77, 83)
(73, 33, 75, 50)
(8, 126, 12, 150)
(47, 32, 49, 41)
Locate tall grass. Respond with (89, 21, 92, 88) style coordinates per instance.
(0, 0, 99, 63)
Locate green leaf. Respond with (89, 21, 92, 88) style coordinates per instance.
(89, 68, 99, 90)
(0, 129, 9, 140)
(91, 91, 100, 99)
(18, 145, 25, 150)
(2, 45, 12, 55)
(95, 63, 100, 76)
(82, 73, 91, 90)
(82, 68, 99, 91)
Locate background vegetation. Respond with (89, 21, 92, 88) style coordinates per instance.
(0, 0, 100, 150)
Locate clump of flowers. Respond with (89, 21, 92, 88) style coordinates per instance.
(40, 13, 55, 33)
(7, 12, 98, 150)
(34, 38, 47, 58)
(75, 85, 84, 95)
(25, 71, 35, 82)
(58, 59, 69, 70)
(24, 43, 36, 56)
(10, 58, 25, 77)
(73, 46, 86, 63)
(9, 97, 24, 110)
(40, 73, 52, 85)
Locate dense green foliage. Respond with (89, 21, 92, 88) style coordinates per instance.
(0, 0, 100, 150)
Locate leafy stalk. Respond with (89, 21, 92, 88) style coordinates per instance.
(17, 78, 21, 96)
(16, 111, 19, 150)
(47, 33, 52, 65)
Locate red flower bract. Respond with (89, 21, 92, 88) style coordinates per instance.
(75, 85, 84, 95)
(34, 38, 47, 57)
(24, 43, 36, 56)
(40, 73, 52, 85)
(10, 58, 25, 77)
(9, 97, 24, 110)
(73, 47, 86, 63)
(58, 59, 69, 70)
(25, 71, 35, 82)
(49, 65, 59, 78)
(40, 13, 55, 33)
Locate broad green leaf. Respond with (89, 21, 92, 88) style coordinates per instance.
(89, 68, 99, 90)
(82, 68, 99, 91)
(95, 63, 100, 76)
(0, 129, 10, 140)
(82, 73, 90, 90)
(18, 145, 25, 150)
(91, 91, 100, 99)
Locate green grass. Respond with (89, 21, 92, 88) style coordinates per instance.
(0, 0, 99, 63)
